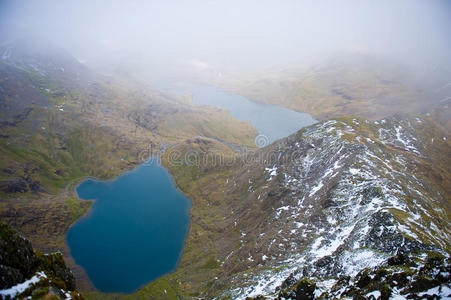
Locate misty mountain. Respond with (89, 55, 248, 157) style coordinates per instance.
(160, 112, 451, 299)
(0, 1, 450, 299)
(0, 38, 254, 265)
(210, 53, 451, 122)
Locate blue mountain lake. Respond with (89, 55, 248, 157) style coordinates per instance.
(66, 158, 191, 293)
(190, 86, 317, 145)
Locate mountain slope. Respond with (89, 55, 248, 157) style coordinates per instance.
(2, 40, 450, 299)
(219, 113, 450, 299)
(0, 39, 256, 194)
(153, 107, 451, 299)
(0, 39, 256, 291)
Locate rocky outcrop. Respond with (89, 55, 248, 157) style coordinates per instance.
(0, 223, 82, 299)
(275, 252, 451, 299)
(0, 108, 33, 127)
(0, 223, 38, 289)
(0, 176, 42, 194)
(0, 178, 29, 194)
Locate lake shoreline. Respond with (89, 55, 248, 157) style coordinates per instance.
(65, 156, 193, 294)
(64, 85, 318, 296)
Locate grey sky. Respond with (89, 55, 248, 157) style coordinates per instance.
(1, 0, 450, 73)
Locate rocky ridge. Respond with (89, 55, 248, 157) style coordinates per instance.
(159, 110, 450, 299)
(211, 113, 451, 299)
(0, 223, 82, 299)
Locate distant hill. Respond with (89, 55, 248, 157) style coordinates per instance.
(214, 53, 451, 121)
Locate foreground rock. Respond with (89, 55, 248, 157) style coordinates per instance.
(0, 223, 82, 299)
(269, 252, 451, 299)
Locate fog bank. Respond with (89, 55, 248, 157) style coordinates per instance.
(1, 0, 450, 76)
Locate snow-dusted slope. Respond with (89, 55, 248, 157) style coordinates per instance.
(210, 114, 451, 299)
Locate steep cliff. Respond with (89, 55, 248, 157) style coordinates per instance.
(0, 223, 82, 299)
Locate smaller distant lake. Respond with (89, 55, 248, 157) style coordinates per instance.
(190, 86, 317, 145)
(66, 158, 191, 293)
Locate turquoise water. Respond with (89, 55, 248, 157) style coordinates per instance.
(66, 158, 191, 293)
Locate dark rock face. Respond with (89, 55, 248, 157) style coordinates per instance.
(387, 252, 408, 266)
(38, 252, 76, 291)
(0, 176, 42, 194)
(0, 265, 26, 291)
(0, 223, 81, 298)
(0, 177, 29, 193)
(0, 223, 39, 288)
(28, 180, 41, 193)
(274, 253, 451, 300)
(280, 273, 298, 290)
(295, 279, 316, 300)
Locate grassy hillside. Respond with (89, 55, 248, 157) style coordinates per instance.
(210, 54, 448, 121)
(2, 42, 450, 299)
(0, 40, 256, 291)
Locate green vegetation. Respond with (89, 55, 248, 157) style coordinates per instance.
(2, 44, 450, 300)
(0, 47, 255, 298)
